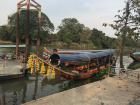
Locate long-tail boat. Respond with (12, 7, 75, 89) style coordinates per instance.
(48, 49, 115, 80)
(28, 49, 115, 80)
(130, 52, 140, 62)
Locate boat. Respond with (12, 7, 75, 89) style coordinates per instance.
(55, 50, 115, 79)
(130, 52, 140, 62)
(28, 49, 114, 80)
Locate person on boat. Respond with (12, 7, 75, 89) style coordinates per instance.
(43, 47, 51, 61)
(49, 49, 60, 66)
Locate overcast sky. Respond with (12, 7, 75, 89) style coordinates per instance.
(0, 0, 126, 37)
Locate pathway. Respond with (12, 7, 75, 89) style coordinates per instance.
(23, 69, 140, 105)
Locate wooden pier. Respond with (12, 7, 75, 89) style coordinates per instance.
(23, 69, 140, 105)
(0, 59, 24, 80)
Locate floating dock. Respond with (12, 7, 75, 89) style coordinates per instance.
(23, 70, 140, 105)
(0, 60, 24, 80)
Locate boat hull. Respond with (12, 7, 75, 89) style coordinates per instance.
(130, 53, 140, 62)
(55, 65, 110, 80)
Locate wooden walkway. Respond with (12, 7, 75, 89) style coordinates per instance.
(0, 59, 23, 76)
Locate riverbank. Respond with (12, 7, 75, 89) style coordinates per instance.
(23, 69, 140, 105)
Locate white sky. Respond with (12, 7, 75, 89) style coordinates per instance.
(0, 0, 126, 37)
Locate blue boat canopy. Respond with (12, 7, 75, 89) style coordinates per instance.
(133, 52, 140, 55)
(58, 49, 115, 63)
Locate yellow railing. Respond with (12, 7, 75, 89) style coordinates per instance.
(27, 54, 56, 79)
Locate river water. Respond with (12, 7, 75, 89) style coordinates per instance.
(0, 56, 139, 105)
(0, 75, 99, 105)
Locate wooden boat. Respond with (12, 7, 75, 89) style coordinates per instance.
(47, 49, 115, 80)
(130, 52, 140, 62)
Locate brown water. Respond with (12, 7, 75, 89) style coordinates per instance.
(0, 75, 100, 105)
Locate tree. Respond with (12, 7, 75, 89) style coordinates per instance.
(57, 18, 92, 48)
(90, 28, 116, 49)
(130, 0, 140, 40)
(7, 10, 54, 44)
(104, 0, 140, 68)
(0, 25, 15, 41)
(80, 27, 92, 43)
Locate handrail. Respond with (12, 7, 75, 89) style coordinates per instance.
(28, 54, 75, 76)
(36, 55, 76, 76)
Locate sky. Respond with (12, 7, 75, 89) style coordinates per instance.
(0, 0, 126, 37)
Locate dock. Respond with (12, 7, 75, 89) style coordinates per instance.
(23, 70, 140, 105)
(0, 59, 24, 80)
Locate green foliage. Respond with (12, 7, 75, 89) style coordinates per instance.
(103, 0, 140, 68)
(110, 0, 140, 39)
(0, 26, 10, 40)
(1, 8, 139, 50)
(57, 18, 91, 44)
(0, 10, 54, 44)
(56, 18, 114, 49)
(90, 28, 116, 49)
(131, 0, 140, 27)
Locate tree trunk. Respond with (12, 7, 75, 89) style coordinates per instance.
(119, 38, 124, 68)
(119, 0, 130, 69)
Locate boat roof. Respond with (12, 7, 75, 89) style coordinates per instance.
(133, 52, 140, 55)
(58, 49, 115, 63)
(0, 45, 26, 48)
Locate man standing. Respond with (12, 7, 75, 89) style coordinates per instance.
(49, 49, 60, 66)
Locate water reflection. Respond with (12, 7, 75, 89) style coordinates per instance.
(32, 74, 39, 100)
(21, 81, 27, 103)
(0, 79, 27, 105)
(0, 87, 6, 105)
(0, 75, 100, 105)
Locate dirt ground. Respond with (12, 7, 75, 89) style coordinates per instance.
(23, 69, 140, 105)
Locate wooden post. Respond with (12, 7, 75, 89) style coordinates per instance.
(17, 0, 42, 60)
(16, 8, 20, 60)
(25, 0, 30, 61)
